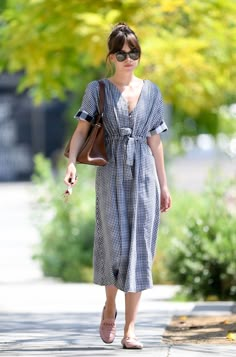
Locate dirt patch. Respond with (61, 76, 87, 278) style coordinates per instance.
(163, 315, 236, 344)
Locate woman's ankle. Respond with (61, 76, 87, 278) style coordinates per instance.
(124, 324, 136, 338)
(104, 302, 116, 319)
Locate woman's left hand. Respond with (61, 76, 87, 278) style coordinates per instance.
(160, 186, 172, 213)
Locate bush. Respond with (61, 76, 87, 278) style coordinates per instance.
(152, 190, 204, 285)
(32, 153, 96, 282)
(165, 175, 236, 300)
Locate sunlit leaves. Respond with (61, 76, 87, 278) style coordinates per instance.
(0, 0, 235, 114)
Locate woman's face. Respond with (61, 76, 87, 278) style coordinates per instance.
(110, 41, 140, 73)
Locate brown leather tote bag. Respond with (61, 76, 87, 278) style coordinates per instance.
(64, 80, 108, 166)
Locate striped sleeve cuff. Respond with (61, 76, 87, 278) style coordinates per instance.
(74, 109, 94, 122)
(148, 121, 168, 137)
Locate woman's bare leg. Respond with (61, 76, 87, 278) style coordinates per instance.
(103, 285, 118, 318)
(124, 292, 142, 338)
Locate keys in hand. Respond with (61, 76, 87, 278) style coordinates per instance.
(63, 176, 78, 202)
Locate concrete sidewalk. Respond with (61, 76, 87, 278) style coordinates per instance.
(0, 183, 235, 356)
(0, 282, 235, 356)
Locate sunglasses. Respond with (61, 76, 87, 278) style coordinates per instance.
(115, 50, 140, 62)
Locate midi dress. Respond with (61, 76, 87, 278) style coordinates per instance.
(74, 78, 168, 293)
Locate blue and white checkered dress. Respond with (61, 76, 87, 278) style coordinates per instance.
(74, 79, 168, 292)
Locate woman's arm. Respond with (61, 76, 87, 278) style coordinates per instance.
(147, 134, 172, 212)
(64, 120, 90, 186)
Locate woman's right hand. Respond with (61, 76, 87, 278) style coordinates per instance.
(64, 162, 78, 186)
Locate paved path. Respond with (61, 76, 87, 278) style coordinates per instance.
(0, 183, 235, 356)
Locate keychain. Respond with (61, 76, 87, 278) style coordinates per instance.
(63, 176, 78, 202)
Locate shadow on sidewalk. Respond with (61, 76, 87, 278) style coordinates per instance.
(0, 311, 168, 356)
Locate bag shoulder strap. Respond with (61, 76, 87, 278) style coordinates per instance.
(97, 80, 105, 119)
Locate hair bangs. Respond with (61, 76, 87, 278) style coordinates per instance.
(126, 34, 141, 53)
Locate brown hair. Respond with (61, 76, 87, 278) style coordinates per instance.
(106, 22, 141, 64)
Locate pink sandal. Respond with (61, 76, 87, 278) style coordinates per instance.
(121, 337, 143, 349)
(99, 306, 117, 344)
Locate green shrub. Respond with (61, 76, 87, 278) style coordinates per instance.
(32, 153, 96, 282)
(152, 190, 204, 285)
(165, 175, 236, 300)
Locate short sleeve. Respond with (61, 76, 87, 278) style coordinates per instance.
(147, 83, 168, 137)
(74, 81, 99, 122)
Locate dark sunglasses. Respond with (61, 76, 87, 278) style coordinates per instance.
(115, 50, 140, 62)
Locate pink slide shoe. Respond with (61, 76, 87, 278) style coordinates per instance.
(121, 337, 143, 349)
(99, 306, 117, 344)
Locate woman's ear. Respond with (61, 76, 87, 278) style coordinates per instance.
(109, 54, 115, 62)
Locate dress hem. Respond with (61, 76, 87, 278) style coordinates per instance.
(93, 280, 153, 293)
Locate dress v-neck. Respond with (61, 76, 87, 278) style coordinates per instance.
(105, 78, 146, 115)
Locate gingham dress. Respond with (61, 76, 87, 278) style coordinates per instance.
(74, 78, 168, 292)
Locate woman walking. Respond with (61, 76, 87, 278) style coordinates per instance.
(64, 23, 171, 349)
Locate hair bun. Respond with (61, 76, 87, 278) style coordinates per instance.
(115, 22, 128, 30)
(112, 22, 134, 34)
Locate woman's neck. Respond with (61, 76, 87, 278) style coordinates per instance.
(110, 72, 137, 87)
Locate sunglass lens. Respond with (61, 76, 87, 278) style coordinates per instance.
(116, 52, 126, 62)
(129, 51, 140, 60)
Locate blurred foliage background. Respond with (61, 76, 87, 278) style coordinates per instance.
(1, 0, 236, 300)
(1, 0, 236, 138)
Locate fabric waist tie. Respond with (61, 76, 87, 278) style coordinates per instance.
(120, 128, 145, 166)
(108, 128, 146, 180)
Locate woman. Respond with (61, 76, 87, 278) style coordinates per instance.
(64, 23, 171, 349)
